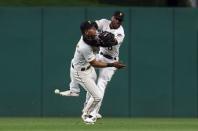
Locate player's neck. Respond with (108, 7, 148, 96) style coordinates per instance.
(109, 23, 114, 29)
(109, 23, 119, 29)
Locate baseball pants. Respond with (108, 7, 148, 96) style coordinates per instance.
(70, 65, 102, 115)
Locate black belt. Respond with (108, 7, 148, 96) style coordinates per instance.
(72, 64, 91, 71)
(100, 52, 117, 60)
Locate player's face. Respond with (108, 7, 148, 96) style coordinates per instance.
(85, 27, 97, 38)
(110, 16, 122, 29)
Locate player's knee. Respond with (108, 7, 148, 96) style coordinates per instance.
(94, 95, 102, 102)
(98, 80, 108, 91)
(94, 98, 101, 102)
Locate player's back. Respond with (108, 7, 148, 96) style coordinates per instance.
(72, 37, 94, 69)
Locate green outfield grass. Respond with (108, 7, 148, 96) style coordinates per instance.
(0, 117, 198, 131)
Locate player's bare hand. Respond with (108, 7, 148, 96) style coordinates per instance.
(113, 62, 126, 69)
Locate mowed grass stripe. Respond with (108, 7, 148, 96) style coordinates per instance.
(0, 118, 198, 131)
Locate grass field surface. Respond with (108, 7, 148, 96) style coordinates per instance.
(0, 117, 198, 131)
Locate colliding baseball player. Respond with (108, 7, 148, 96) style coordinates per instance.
(88, 10, 125, 118)
(55, 20, 125, 124)
(82, 11, 125, 119)
(56, 11, 125, 120)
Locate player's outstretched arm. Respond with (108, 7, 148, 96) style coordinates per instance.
(89, 59, 126, 69)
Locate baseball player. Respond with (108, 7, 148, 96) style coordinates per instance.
(56, 20, 125, 124)
(58, 11, 125, 119)
(84, 11, 125, 118)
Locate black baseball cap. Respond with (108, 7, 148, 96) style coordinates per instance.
(113, 11, 124, 22)
(80, 20, 96, 34)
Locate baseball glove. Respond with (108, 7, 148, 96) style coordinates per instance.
(98, 31, 117, 47)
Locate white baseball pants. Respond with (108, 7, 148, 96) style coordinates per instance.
(70, 65, 102, 115)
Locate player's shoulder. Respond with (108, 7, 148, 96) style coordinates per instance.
(119, 25, 124, 32)
(79, 39, 92, 51)
(101, 18, 110, 22)
(115, 25, 124, 35)
(96, 18, 110, 23)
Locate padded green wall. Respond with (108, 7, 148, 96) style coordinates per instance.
(0, 8, 42, 116)
(0, 7, 197, 117)
(174, 9, 198, 117)
(131, 8, 173, 117)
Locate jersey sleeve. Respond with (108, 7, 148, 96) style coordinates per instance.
(81, 46, 96, 62)
(95, 19, 106, 31)
(115, 27, 125, 44)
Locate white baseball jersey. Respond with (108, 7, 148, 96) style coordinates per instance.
(71, 36, 95, 69)
(95, 19, 125, 58)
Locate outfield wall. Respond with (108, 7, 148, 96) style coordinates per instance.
(0, 7, 197, 117)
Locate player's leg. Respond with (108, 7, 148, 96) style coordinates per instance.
(84, 67, 116, 118)
(83, 92, 91, 112)
(80, 68, 101, 114)
(78, 68, 102, 123)
(69, 78, 80, 94)
(82, 54, 103, 117)
(59, 65, 80, 96)
(94, 67, 116, 116)
(82, 66, 97, 113)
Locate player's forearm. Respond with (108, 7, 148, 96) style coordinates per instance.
(90, 60, 109, 68)
(89, 59, 125, 69)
